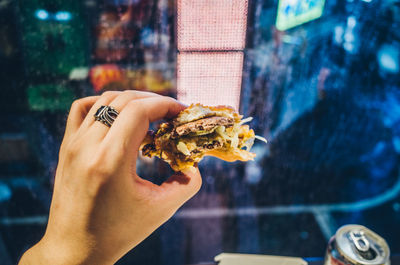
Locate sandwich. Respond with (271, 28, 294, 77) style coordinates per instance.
(140, 104, 267, 171)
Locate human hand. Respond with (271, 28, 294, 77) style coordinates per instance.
(19, 91, 202, 265)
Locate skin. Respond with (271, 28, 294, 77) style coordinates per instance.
(18, 91, 202, 265)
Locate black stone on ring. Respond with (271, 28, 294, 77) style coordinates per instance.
(94, 105, 119, 127)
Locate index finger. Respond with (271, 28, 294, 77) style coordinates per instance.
(103, 96, 186, 157)
(64, 96, 100, 138)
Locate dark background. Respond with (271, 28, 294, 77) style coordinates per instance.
(0, 0, 399, 264)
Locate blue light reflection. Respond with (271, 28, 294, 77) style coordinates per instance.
(35, 9, 49, 20)
(55, 11, 72, 21)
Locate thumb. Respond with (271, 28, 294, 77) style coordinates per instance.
(158, 167, 202, 208)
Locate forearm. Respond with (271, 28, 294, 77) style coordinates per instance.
(18, 242, 56, 265)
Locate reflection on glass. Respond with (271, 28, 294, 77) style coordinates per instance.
(0, 0, 399, 264)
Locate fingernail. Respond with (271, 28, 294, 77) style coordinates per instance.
(176, 100, 188, 108)
(181, 166, 197, 175)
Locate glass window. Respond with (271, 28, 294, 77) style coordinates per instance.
(0, 0, 399, 264)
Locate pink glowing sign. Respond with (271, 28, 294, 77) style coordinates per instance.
(176, 0, 248, 110)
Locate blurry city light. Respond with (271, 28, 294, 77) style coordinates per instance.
(141, 27, 156, 47)
(344, 32, 354, 42)
(0, 0, 12, 9)
(245, 162, 262, 184)
(276, 0, 326, 31)
(377, 44, 399, 73)
(347, 16, 357, 28)
(393, 137, 400, 154)
(343, 42, 355, 53)
(84, 0, 97, 7)
(55, 11, 72, 21)
(69, 67, 89, 81)
(334, 26, 344, 44)
(342, 16, 358, 54)
(393, 202, 400, 212)
(35, 9, 49, 20)
(0, 183, 12, 202)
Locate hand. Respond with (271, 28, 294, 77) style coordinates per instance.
(19, 91, 202, 265)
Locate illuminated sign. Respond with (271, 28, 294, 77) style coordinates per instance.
(20, 0, 88, 77)
(276, 0, 326, 31)
(176, 0, 248, 111)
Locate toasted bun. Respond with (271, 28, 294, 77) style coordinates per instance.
(174, 104, 242, 125)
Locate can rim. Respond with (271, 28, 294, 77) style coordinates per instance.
(335, 225, 390, 265)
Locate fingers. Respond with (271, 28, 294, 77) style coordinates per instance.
(88, 90, 163, 140)
(158, 167, 202, 208)
(78, 91, 120, 132)
(126, 96, 186, 123)
(103, 96, 186, 157)
(132, 167, 202, 212)
(64, 96, 100, 138)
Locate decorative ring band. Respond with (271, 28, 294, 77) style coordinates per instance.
(94, 105, 119, 127)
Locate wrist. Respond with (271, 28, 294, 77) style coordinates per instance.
(19, 237, 114, 265)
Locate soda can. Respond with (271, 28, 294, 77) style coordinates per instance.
(324, 225, 390, 265)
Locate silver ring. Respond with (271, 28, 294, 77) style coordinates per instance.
(94, 105, 119, 127)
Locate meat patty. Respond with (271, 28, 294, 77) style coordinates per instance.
(173, 116, 234, 137)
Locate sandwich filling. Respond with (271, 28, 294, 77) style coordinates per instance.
(140, 104, 265, 171)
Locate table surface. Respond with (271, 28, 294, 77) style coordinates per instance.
(189, 255, 400, 265)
